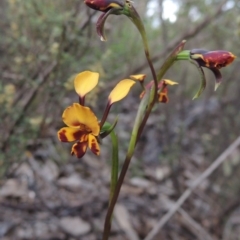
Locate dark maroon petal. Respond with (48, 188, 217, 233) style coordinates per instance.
(88, 135, 100, 156)
(96, 8, 118, 41)
(58, 129, 68, 142)
(85, 0, 124, 12)
(71, 141, 88, 158)
(190, 50, 236, 69)
(202, 51, 236, 69)
(158, 92, 168, 103)
(190, 49, 209, 55)
(208, 67, 222, 90)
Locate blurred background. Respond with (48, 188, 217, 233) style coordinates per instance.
(0, 0, 240, 239)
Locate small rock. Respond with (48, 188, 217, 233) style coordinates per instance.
(59, 217, 91, 237)
(155, 166, 171, 181)
(114, 204, 139, 240)
(16, 163, 34, 184)
(0, 222, 14, 237)
(58, 174, 94, 191)
(58, 174, 83, 189)
(130, 177, 151, 189)
(41, 160, 59, 182)
(0, 179, 29, 199)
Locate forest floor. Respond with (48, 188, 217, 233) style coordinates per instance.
(1, 136, 240, 240)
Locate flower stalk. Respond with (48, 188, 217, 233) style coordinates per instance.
(102, 87, 151, 240)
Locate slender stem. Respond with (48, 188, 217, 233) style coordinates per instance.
(130, 13, 158, 98)
(102, 155, 132, 240)
(102, 90, 150, 240)
(157, 40, 186, 81)
(103, 130, 119, 236)
(143, 41, 158, 94)
(100, 103, 111, 128)
(79, 96, 85, 106)
(138, 61, 176, 139)
(137, 41, 186, 141)
(109, 131, 119, 202)
(175, 50, 190, 60)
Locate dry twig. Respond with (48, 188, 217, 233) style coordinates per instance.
(178, 208, 214, 240)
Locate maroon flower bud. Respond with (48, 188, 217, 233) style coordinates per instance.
(84, 0, 124, 12)
(84, 0, 143, 42)
(189, 49, 236, 96)
(190, 49, 236, 69)
(84, 0, 127, 41)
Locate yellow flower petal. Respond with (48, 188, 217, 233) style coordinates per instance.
(88, 134, 100, 156)
(162, 79, 178, 85)
(58, 127, 85, 142)
(74, 71, 99, 97)
(130, 74, 146, 82)
(62, 103, 100, 136)
(71, 141, 88, 158)
(108, 79, 136, 105)
(62, 104, 82, 128)
(73, 104, 100, 136)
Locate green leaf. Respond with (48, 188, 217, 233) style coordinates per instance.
(100, 118, 118, 139)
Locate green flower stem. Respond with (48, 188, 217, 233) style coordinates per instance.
(135, 42, 187, 142)
(176, 50, 190, 60)
(136, 87, 156, 141)
(109, 130, 119, 203)
(103, 130, 119, 236)
(126, 5, 158, 98)
(127, 89, 151, 154)
(102, 91, 150, 240)
(157, 40, 186, 82)
(137, 40, 187, 140)
(139, 26, 158, 95)
(176, 56, 189, 60)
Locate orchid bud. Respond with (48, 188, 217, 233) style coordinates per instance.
(190, 50, 236, 69)
(189, 49, 236, 96)
(84, 0, 124, 12)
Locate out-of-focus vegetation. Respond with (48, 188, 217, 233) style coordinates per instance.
(1, 0, 239, 168)
(0, 0, 240, 239)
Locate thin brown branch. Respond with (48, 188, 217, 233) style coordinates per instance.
(178, 208, 214, 240)
(0, 61, 57, 151)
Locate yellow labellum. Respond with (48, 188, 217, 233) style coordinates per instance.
(74, 71, 99, 97)
(108, 79, 136, 104)
(62, 103, 99, 136)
